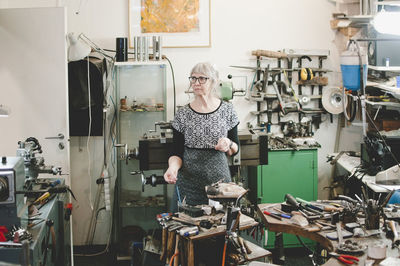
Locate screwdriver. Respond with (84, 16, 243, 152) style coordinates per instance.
(263, 210, 282, 221)
(33, 192, 50, 204)
(271, 212, 291, 219)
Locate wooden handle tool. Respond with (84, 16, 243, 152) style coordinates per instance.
(252, 49, 288, 59)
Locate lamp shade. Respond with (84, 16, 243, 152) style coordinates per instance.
(67, 32, 91, 62)
(372, 10, 400, 36)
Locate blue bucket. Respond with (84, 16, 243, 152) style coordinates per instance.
(340, 42, 368, 91)
(341, 64, 368, 91)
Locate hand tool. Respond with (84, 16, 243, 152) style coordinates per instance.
(387, 220, 400, 248)
(336, 221, 343, 245)
(306, 225, 321, 232)
(263, 210, 282, 220)
(240, 237, 252, 254)
(271, 212, 291, 219)
(172, 216, 200, 226)
(237, 236, 249, 260)
(251, 49, 288, 59)
(285, 194, 300, 209)
(329, 252, 359, 265)
(338, 195, 358, 205)
(296, 197, 340, 212)
(33, 192, 50, 205)
(317, 220, 336, 229)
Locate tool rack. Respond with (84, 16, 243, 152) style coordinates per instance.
(244, 49, 332, 132)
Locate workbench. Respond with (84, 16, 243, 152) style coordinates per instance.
(0, 182, 71, 266)
(160, 212, 271, 266)
(257, 203, 400, 265)
(248, 148, 318, 248)
(335, 153, 400, 193)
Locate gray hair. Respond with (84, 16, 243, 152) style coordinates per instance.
(190, 62, 219, 90)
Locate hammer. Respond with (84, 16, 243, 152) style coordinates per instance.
(388, 220, 400, 248)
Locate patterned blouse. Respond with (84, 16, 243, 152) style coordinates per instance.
(172, 101, 239, 149)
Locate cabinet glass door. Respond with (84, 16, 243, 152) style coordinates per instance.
(115, 63, 167, 233)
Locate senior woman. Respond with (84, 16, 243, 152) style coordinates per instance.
(164, 62, 239, 207)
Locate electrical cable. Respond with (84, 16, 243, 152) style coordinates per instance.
(221, 240, 227, 266)
(86, 56, 93, 211)
(164, 56, 177, 116)
(296, 235, 317, 264)
(342, 88, 351, 121)
(86, 173, 103, 245)
(169, 251, 179, 266)
(102, 48, 176, 117)
(74, 210, 113, 257)
(109, 95, 117, 169)
(88, 206, 106, 246)
(348, 95, 357, 122)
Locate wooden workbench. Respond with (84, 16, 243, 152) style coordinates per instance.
(258, 203, 400, 265)
(162, 213, 271, 266)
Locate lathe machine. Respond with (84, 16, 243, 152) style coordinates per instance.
(0, 138, 71, 266)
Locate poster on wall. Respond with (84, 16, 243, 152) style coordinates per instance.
(129, 0, 211, 48)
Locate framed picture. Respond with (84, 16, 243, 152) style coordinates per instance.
(129, 0, 211, 48)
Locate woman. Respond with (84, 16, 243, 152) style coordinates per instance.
(164, 62, 239, 206)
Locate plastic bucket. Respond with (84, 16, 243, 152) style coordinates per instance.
(340, 43, 368, 91)
(341, 64, 367, 91)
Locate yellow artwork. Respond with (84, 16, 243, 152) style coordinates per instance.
(141, 0, 200, 33)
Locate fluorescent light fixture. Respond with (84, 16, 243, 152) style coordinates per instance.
(0, 104, 11, 117)
(67, 32, 91, 62)
(372, 9, 400, 35)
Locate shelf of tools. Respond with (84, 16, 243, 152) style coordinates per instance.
(234, 49, 333, 248)
(233, 48, 332, 146)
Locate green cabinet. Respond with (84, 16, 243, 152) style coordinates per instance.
(248, 148, 318, 248)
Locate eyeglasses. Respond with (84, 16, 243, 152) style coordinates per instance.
(188, 76, 209, 84)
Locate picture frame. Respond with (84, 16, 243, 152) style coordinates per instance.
(129, 0, 211, 48)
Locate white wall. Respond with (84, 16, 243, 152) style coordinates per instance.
(1, 0, 365, 245)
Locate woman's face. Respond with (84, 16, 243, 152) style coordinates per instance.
(190, 72, 212, 96)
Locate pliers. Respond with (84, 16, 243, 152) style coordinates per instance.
(330, 252, 359, 265)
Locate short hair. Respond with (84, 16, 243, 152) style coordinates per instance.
(190, 62, 219, 89)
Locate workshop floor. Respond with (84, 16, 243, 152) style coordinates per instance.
(73, 247, 313, 266)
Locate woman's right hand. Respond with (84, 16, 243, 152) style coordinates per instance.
(164, 167, 178, 184)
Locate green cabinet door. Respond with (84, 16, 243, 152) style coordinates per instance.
(248, 149, 318, 248)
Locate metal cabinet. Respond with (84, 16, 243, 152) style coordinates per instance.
(248, 148, 318, 248)
(114, 62, 168, 253)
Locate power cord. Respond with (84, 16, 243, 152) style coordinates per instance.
(103, 48, 177, 116)
(296, 235, 318, 265)
(163, 56, 177, 116)
(86, 56, 93, 211)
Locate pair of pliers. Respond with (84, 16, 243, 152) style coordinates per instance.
(330, 252, 359, 264)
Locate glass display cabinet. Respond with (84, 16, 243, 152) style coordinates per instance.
(114, 62, 168, 254)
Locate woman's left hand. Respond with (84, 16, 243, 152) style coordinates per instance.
(215, 137, 232, 153)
